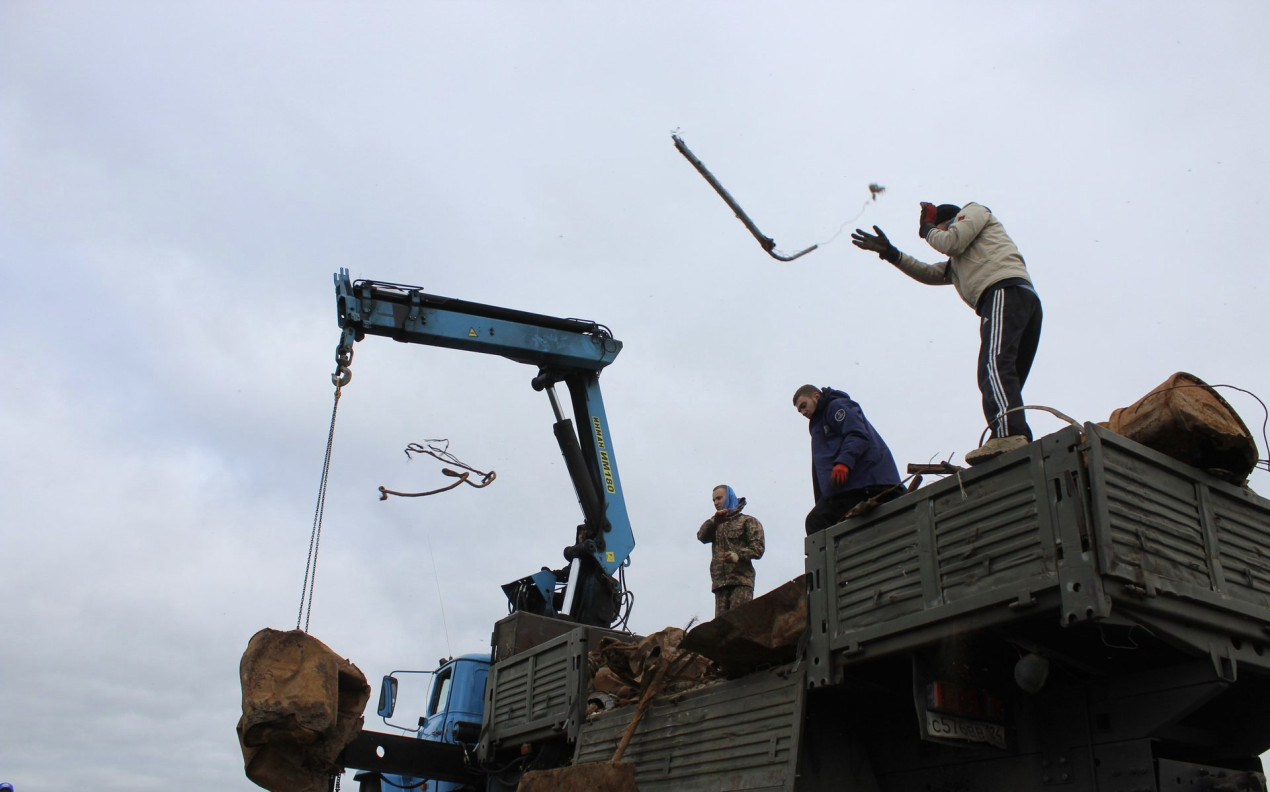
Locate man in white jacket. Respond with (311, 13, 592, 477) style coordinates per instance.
(852, 203, 1042, 464)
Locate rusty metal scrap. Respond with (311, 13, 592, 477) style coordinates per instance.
(672, 134, 818, 262)
(515, 761, 637, 792)
(378, 439, 496, 500)
(1102, 372, 1260, 485)
(588, 627, 714, 706)
(902, 461, 967, 495)
(236, 629, 370, 792)
(680, 576, 807, 678)
(907, 461, 966, 476)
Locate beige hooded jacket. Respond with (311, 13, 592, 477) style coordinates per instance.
(891, 202, 1031, 309)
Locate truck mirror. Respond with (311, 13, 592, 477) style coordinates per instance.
(377, 675, 399, 718)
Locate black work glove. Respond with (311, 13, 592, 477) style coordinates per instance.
(851, 225, 900, 263)
(919, 202, 938, 238)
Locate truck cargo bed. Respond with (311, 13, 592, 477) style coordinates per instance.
(807, 424, 1270, 687)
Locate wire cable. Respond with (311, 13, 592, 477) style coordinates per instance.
(297, 385, 342, 633)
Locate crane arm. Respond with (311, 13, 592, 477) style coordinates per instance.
(335, 272, 621, 371)
(333, 269, 635, 627)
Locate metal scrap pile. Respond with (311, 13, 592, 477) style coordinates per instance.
(586, 575, 810, 714)
(586, 627, 716, 713)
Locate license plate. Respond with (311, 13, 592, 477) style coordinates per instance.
(923, 710, 1007, 749)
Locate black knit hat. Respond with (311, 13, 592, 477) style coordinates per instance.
(935, 204, 961, 225)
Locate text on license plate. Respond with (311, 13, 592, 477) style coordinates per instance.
(924, 710, 1007, 749)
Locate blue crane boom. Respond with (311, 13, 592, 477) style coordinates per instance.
(333, 268, 635, 628)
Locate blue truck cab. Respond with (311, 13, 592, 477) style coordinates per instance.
(360, 653, 491, 792)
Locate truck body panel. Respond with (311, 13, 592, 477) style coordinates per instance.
(477, 616, 636, 764)
(478, 627, 591, 758)
(807, 424, 1270, 685)
(573, 664, 804, 792)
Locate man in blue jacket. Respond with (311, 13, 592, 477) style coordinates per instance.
(793, 384, 903, 535)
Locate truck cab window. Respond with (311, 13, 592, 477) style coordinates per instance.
(427, 666, 453, 718)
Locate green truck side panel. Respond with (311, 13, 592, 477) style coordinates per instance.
(573, 665, 804, 792)
(477, 627, 591, 761)
(807, 423, 1270, 687)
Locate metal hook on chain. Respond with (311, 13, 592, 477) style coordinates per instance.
(332, 344, 354, 388)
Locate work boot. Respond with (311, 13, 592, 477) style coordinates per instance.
(965, 435, 1029, 466)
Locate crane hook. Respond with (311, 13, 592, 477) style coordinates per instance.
(332, 344, 354, 387)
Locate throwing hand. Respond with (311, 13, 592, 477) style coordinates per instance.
(851, 226, 899, 263)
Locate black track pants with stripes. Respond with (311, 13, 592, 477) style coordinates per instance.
(976, 284, 1042, 440)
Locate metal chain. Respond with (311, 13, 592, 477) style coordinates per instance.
(297, 344, 352, 632)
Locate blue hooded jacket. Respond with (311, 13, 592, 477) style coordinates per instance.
(808, 387, 901, 500)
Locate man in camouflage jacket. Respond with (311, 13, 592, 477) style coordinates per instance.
(697, 484, 766, 617)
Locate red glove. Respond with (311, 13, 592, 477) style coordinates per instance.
(832, 463, 849, 487)
(919, 202, 938, 238)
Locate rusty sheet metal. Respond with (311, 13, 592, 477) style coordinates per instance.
(588, 628, 714, 706)
(236, 628, 370, 792)
(1104, 371, 1258, 485)
(516, 761, 638, 792)
(681, 575, 807, 677)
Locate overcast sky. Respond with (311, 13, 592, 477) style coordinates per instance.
(3, 2, 1269, 789)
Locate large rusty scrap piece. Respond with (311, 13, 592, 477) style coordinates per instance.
(1102, 372, 1259, 486)
(681, 575, 808, 677)
(237, 628, 370, 792)
(515, 760, 638, 792)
